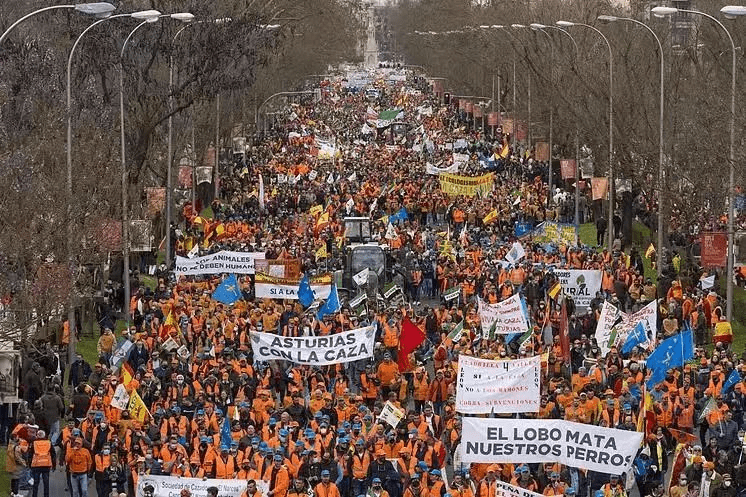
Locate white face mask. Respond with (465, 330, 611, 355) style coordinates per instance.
(724, 482, 732, 487)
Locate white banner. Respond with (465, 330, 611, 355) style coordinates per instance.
(426, 162, 459, 175)
(494, 481, 545, 497)
(484, 294, 529, 336)
(251, 326, 376, 365)
(456, 355, 540, 414)
(460, 418, 642, 475)
(110, 339, 133, 368)
(136, 474, 246, 497)
(553, 270, 602, 313)
(596, 300, 657, 356)
(255, 280, 331, 301)
(174, 251, 265, 276)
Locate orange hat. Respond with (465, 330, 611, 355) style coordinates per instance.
(703, 461, 715, 470)
(605, 389, 614, 396)
(375, 449, 386, 457)
(693, 456, 703, 464)
(487, 464, 500, 473)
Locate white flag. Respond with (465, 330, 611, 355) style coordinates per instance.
(700, 274, 715, 290)
(187, 244, 199, 259)
(348, 171, 357, 182)
(308, 170, 318, 180)
(385, 223, 397, 240)
(259, 174, 265, 210)
(326, 172, 335, 184)
(505, 242, 526, 264)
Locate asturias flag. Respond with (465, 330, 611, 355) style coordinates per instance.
(316, 283, 340, 320)
(298, 273, 315, 308)
(212, 274, 242, 305)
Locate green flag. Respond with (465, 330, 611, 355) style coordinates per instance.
(447, 320, 464, 341)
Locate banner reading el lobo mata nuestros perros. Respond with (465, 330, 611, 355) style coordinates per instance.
(250, 325, 376, 365)
(461, 418, 642, 475)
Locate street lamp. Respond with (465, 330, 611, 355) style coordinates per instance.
(528, 24, 555, 208)
(119, 13, 194, 327)
(598, 15, 665, 277)
(0, 3, 116, 45)
(652, 6, 736, 322)
(557, 20, 615, 250)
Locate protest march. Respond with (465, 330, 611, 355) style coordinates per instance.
(6, 65, 746, 497)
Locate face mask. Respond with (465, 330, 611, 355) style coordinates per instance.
(724, 482, 731, 487)
(320, 428, 327, 435)
(103, 450, 110, 455)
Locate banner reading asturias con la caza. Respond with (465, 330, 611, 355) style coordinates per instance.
(250, 326, 376, 365)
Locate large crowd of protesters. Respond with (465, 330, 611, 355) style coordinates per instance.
(6, 68, 746, 497)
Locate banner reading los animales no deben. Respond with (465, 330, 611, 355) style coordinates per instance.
(250, 325, 375, 365)
(254, 273, 332, 300)
(439, 172, 494, 197)
(460, 417, 642, 475)
(174, 251, 265, 276)
(455, 355, 540, 414)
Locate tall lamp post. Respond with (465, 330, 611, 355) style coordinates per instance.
(653, 6, 736, 322)
(119, 13, 194, 328)
(531, 23, 582, 227)
(557, 20, 614, 250)
(0, 2, 116, 45)
(597, 14, 665, 277)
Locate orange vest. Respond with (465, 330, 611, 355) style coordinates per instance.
(31, 440, 52, 468)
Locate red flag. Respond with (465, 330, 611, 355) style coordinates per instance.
(398, 317, 426, 372)
(559, 299, 571, 365)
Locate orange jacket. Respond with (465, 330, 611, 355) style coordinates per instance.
(66, 446, 92, 474)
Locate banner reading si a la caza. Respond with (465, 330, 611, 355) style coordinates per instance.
(250, 326, 375, 365)
(254, 273, 331, 300)
(460, 418, 642, 475)
(174, 251, 265, 276)
(456, 355, 540, 414)
(552, 270, 602, 313)
(439, 172, 494, 197)
(479, 294, 528, 336)
(137, 474, 245, 497)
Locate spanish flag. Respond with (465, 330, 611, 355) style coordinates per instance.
(315, 212, 330, 233)
(498, 140, 510, 159)
(159, 310, 177, 340)
(483, 209, 498, 225)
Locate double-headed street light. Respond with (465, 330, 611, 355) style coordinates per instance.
(557, 20, 615, 251)
(0, 3, 116, 45)
(652, 5, 736, 322)
(597, 14, 665, 278)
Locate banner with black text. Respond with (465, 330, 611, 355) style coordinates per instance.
(174, 251, 265, 276)
(137, 474, 245, 497)
(456, 355, 540, 413)
(250, 326, 376, 365)
(460, 418, 642, 474)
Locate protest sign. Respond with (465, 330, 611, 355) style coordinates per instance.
(489, 294, 529, 336)
(426, 162, 459, 175)
(254, 273, 332, 300)
(595, 300, 657, 355)
(110, 339, 133, 369)
(380, 400, 406, 428)
(495, 481, 545, 497)
(531, 221, 578, 246)
(110, 384, 130, 411)
(439, 173, 495, 197)
(552, 270, 602, 313)
(460, 417, 642, 475)
(456, 355, 540, 413)
(174, 251, 265, 276)
(250, 325, 375, 365)
(505, 242, 526, 264)
(137, 475, 246, 497)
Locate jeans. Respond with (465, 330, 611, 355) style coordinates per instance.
(31, 468, 50, 497)
(71, 472, 89, 497)
(49, 420, 61, 446)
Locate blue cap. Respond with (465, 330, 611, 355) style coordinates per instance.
(220, 445, 229, 452)
(196, 409, 205, 415)
(321, 470, 330, 477)
(295, 440, 305, 447)
(308, 433, 316, 440)
(565, 489, 576, 496)
(172, 406, 181, 414)
(315, 412, 323, 418)
(279, 429, 289, 437)
(417, 461, 428, 470)
(274, 454, 283, 461)
(411, 473, 421, 480)
(430, 469, 441, 477)
(352, 423, 362, 430)
(215, 409, 223, 416)
(372, 478, 382, 484)
(356, 439, 365, 446)
(338, 437, 349, 444)
(252, 437, 260, 444)
(201, 436, 210, 443)
(337, 428, 347, 435)
(231, 441, 238, 448)
(269, 418, 277, 425)
(550, 472, 560, 478)
(302, 450, 310, 456)
(520, 466, 530, 473)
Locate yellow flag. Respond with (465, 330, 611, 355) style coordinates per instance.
(128, 389, 150, 422)
(483, 209, 498, 224)
(498, 142, 509, 159)
(309, 205, 323, 217)
(316, 244, 328, 259)
(548, 282, 562, 299)
(645, 243, 655, 259)
(215, 223, 225, 237)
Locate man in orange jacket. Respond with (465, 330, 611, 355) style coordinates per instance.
(65, 437, 92, 497)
